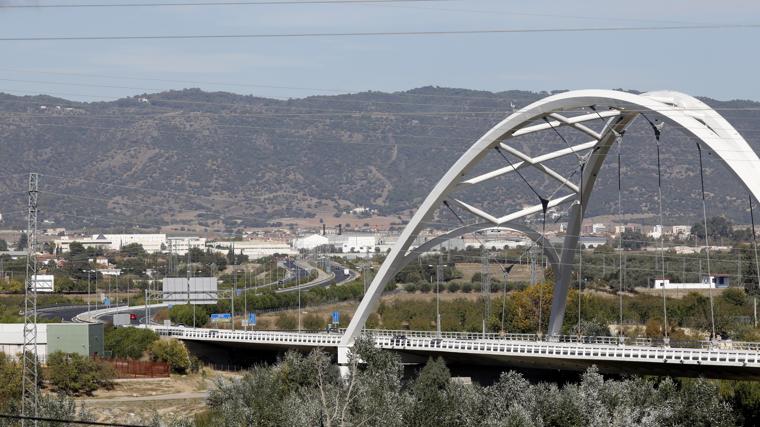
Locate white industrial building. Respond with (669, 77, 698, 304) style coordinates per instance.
(210, 240, 297, 259)
(54, 235, 112, 252)
(54, 233, 167, 253)
(328, 234, 377, 253)
(648, 224, 663, 239)
(100, 234, 166, 253)
(654, 275, 731, 290)
(0, 323, 47, 360)
(672, 225, 691, 238)
(166, 236, 207, 255)
(293, 234, 329, 250)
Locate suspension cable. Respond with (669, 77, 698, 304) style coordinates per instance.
(443, 200, 538, 332)
(697, 143, 717, 340)
(541, 116, 592, 336)
(543, 116, 583, 162)
(493, 145, 550, 335)
(577, 162, 584, 336)
(616, 131, 625, 341)
(641, 113, 669, 341)
(749, 192, 760, 295)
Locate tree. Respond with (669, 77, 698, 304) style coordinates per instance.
(302, 313, 326, 330)
(68, 241, 86, 257)
(15, 233, 27, 251)
(104, 327, 159, 359)
(276, 313, 297, 330)
(0, 239, 7, 251)
(618, 230, 647, 250)
(692, 216, 735, 241)
(0, 353, 21, 413)
(46, 352, 115, 396)
(120, 243, 146, 258)
(149, 339, 191, 373)
(170, 304, 209, 327)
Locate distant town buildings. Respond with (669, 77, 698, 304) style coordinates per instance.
(293, 233, 329, 250)
(166, 236, 207, 255)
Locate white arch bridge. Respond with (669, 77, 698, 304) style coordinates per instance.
(115, 89, 760, 379)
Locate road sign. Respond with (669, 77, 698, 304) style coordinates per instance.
(249, 313, 256, 326)
(210, 313, 232, 321)
(332, 311, 340, 324)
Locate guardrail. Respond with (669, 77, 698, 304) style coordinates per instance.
(375, 335, 760, 368)
(73, 303, 167, 323)
(152, 325, 760, 352)
(150, 326, 760, 368)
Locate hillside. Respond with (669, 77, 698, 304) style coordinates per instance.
(0, 87, 758, 232)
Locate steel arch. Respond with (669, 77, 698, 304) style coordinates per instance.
(338, 89, 760, 360)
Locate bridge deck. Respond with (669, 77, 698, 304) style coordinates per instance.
(151, 326, 760, 377)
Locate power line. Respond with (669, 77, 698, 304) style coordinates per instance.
(1, 23, 758, 42)
(0, 0, 448, 8)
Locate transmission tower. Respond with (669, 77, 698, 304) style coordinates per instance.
(21, 172, 39, 423)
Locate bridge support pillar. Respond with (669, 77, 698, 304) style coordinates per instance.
(337, 345, 350, 379)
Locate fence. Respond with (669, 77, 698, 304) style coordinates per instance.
(101, 358, 170, 378)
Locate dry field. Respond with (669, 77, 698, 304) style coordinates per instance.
(75, 369, 240, 425)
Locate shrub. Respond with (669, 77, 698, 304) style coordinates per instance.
(170, 304, 210, 327)
(104, 327, 159, 359)
(46, 352, 115, 396)
(447, 282, 461, 293)
(149, 339, 191, 374)
(419, 282, 432, 293)
(722, 288, 748, 306)
(303, 313, 327, 330)
(276, 313, 297, 330)
(0, 353, 21, 412)
(461, 283, 473, 293)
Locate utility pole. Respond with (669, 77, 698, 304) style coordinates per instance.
(481, 247, 491, 337)
(297, 257, 302, 332)
(22, 172, 39, 424)
(231, 243, 236, 332)
(428, 254, 448, 339)
(187, 249, 196, 328)
(87, 271, 91, 314)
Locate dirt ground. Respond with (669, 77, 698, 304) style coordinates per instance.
(257, 290, 485, 326)
(634, 286, 728, 299)
(75, 369, 241, 425)
(456, 263, 533, 282)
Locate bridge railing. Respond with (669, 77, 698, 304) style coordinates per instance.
(150, 325, 760, 352)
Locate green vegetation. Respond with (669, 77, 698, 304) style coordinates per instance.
(201, 339, 738, 426)
(149, 339, 191, 374)
(46, 351, 115, 396)
(0, 353, 22, 414)
(104, 327, 159, 359)
(368, 283, 760, 339)
(169, 304, 210, 327)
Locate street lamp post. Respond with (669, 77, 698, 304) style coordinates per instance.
(428, 254, 449, 339)
(87, 271, 91, 314)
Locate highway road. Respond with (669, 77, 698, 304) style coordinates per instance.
(36, 304, 150, 325)
(37, 305, 92, 322)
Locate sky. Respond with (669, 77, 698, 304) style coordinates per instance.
(0, 0, 758, 102)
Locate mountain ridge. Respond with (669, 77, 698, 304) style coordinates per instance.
(1, 86, 758, 232)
